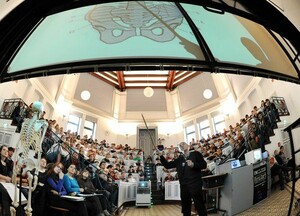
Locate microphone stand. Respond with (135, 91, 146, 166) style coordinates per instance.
(218, 145, 237, 166)
(218, 139, 249, 166)
(141, 114, 157, 150)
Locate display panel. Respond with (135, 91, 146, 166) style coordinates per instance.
(6, 1, 298, 81)
(8, 1, 204, 73)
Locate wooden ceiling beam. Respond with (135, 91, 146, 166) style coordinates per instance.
(125, 80, 166, 84)
(126, 86, 165, 89)
(116, 71, 126, 91)
(92, 71, 202, 91)
(173, 72, 202, 88)
(124, 74, 168, 78)
(175, 71, 189, 81)
(91, 72, 119, 89)
(96, 71, 118, 82)
(166, 70, 176, 91)
(105, 71, 118, 78)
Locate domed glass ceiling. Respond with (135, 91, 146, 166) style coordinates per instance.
(2, 1, 300, 83)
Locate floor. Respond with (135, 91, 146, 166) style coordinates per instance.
(121, 181, 300, 216)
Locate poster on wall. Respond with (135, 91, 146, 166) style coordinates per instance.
(271, 96, 290, 116)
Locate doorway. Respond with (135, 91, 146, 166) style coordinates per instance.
(137, 127, 157, 158)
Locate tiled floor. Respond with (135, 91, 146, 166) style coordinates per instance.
(122, 180, 300, 216)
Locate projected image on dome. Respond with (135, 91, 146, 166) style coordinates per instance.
(8, 1, 297, 79)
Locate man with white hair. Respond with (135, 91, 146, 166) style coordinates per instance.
(158, 142, 207, 216)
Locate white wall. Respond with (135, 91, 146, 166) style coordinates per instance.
(0, 74, 299, 155)
(229, 76, 300, 158)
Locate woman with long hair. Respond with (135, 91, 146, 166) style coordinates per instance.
(46, 162, 89, 216)
(0, 145, 13, 216)
(63, 164, 102, 216)
(77, 168, 111, 216)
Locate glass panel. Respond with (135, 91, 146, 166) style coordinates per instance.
(186, 132, 196, 143)
(8, 1, 204, 73)
(67, 123, 79, 133)
(186, 125, 195, 133)
(83, 128, 93, 139)
(215, 122, 226, 134)
(200, 127, 211, 140)
(199, 119, 209, 128)
(181, 4, 298, 78)
(68, 115, 80, 124)
(213, 114, 225, 123)
(84, 120, 94, 129)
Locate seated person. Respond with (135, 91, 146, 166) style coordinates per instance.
(46, 162, 89, 216)
(63, 164, 102, 216)
(164, 171, 175, 182)
(119, 171, 126, 182)
(279, 146, 293, 167)
(0, 145, 13, 216)
(77, 169, 112, 216)
(85, 151, 100, 177)
(136, 165, 144, 181)
(31, 157, 49, 215)
(212, 148, 226, 162)
(98, 162, 118, 208)
(127, 165, 136, 174)
(127, 173, 136, 183)
(269, 157, 291, 190)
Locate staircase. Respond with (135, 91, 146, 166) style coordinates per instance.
(144, 162, 165, 205)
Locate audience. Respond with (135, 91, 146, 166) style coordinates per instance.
(46, 162, 89, 216)
(0, 95, 287, 214)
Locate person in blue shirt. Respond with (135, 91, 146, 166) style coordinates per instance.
(63, 164, 102, 216)
(46, 162, 89, 216)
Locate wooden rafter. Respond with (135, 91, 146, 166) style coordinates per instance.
(90, 72, 119, 89)
(124, 74, 167, 78)
(174, 71, 188, 81)
(91, 71, 201, 90)
(125, 80, 165, 84)
(126, 86, 165, 89)
(116, 71, 125, 91)
(166, 70, 176, 91)
(173, 72, 202, 88)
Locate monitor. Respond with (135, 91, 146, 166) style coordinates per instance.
(138, 181, 149, 188)
(253, 148, 262, 162)
(231, 159, 241, 169)
(245, 149, 262, 165)
(262, 151, 268, 159)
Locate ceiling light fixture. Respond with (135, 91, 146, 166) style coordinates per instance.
(203, 89, 213, 99)
(144, 73, 154, 97)
(144, 86, 154, 97)
(81, 90, 91, 101)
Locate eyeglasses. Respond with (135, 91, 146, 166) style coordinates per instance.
(56, 166, 63, 170)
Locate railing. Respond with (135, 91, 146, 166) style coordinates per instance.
(41, 130, 88, 172)
(0, 98, 28, 120)
(284, 117, 300, 216)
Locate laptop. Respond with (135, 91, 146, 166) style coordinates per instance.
(231, 159, 241, 169)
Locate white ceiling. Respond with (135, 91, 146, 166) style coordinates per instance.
(178, 73, 218, 112)
(74, 73, 115, 114)
(34, 72, 257, 121)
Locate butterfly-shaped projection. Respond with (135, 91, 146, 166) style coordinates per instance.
(85, 1, 184, 44)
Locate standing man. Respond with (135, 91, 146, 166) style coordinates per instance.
(159, 142, 207, 216)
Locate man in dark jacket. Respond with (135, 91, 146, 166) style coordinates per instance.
(11, 101, 24, 132)
(159, 142, 207, 216)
